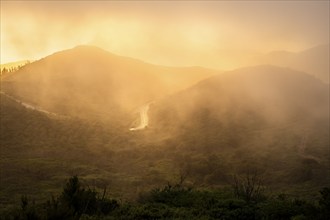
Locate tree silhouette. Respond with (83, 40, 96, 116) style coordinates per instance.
(232, 172, 265, 202)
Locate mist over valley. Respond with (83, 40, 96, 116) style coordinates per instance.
(0, 1, 329, 219)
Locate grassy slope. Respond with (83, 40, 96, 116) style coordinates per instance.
(148, 65, 330, 192)
(0, 93, 181, 207)
(0, 65, 329, 209)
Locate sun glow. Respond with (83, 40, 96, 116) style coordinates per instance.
(1, 1, 329, 69)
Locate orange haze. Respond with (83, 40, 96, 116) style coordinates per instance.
(1, 1, 329, 69)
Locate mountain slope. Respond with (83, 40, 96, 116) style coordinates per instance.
(256, 44, 329, 83)
(150, 65, 328, 129)
(148, 65, 329, 185)
(1, 45, 217, 121)
(0, 92, 113, 204)
(1, 64, 328, 205)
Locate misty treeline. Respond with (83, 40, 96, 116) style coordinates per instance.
(0, 61, 30, 77)
(1, 175, 329, 220)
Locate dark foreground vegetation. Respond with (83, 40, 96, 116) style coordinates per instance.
(1, 176, 329, 220)
(1, 50, 329, 219)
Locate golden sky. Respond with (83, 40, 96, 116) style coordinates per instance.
(1, 1, 329, 68)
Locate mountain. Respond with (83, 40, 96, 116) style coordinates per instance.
(150, 65, 329, 128)
(148, 65, 329, 185)
(256, 44, 329, 83)
(1, 45, 218, 122)
(1, 63, 328, 206)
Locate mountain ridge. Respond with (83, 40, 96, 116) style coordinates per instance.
(145, 64, 329, 188)
(1, 45, 218, 121)
(256, 44, 329, 83)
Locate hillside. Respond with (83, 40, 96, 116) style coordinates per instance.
(0, 61, 328, 209)
(0, 91, 172, 205)
(148, 65, 329, 187)
(150, 65, 329, 127)
(256, 44, 329, 83)
(0, 92, 119, 205)
(1, 45, 217, 122)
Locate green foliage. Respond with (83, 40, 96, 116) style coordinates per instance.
(1, 176, 330, 220)
(47, 176, 118, 219)
(1, 66, 329, 219)
(1, 86, 329, 207)
(59, 175, 97, 217)
(258, 197, 317, 220)
(140, 183, 194, 207)
(319, 187, 330, 219)
(0, 176, 118, 220)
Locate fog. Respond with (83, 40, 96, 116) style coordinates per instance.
(1, 1, 329, 68)
(0, 1, 329, 215)
(1, 45, 219, 123)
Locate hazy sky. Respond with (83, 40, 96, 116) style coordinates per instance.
(1, 0, 329, 66)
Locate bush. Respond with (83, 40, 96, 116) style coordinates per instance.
(0, 176, 326, 220)
(141, 183, 194, 207)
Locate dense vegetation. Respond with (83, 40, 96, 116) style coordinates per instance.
(0, 47, 329, 219)
(1, 88, 329, 218)
(1, 176, 329, 220)
(1, 67, 329, 207)
(149, 66, 329, 189)
(1, 86, 328, 208)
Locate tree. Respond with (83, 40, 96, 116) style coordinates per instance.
(59, 176, 99, 218)
(43, 176, 118, 219)
(1, 67, 8, 76)
(232, 172, 265, 203)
